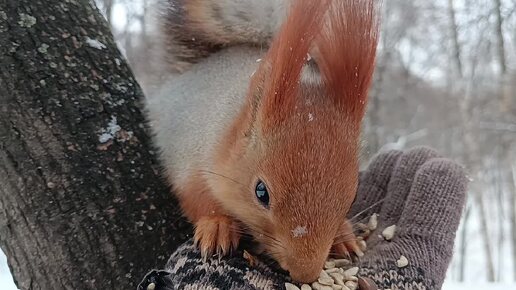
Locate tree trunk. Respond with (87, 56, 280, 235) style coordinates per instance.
(447, 0, 463, 78)
(474, 189, 496, 281)
(104, 0, 114, 25)
(511, 163, 516, 281)
(493, 0, 511, 112)
(458, 203, 471, 281)
(0, 1, 190, 289)
(493, 0, 506, 76)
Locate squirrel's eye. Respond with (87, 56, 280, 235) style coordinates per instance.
(255, 180, 269, 208)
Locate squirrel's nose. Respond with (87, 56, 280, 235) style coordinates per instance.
(285, 259, 324, 283)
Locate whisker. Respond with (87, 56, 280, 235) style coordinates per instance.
(334, 221, 369, 239)
(227, 224, 286, 251)
(348, 198, 385, 222)
(349, 214, 371, 226)
(333, 236, 360, 245)
(199, 170, 247, 188)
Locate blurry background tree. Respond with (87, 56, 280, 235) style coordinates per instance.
(96, 0, 516, 283)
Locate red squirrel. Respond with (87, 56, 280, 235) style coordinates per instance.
(146, 0, 379, 283)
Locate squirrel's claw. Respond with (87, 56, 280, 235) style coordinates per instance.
(333, 239, 364, 259)
(332, 219, 364, 258)
(194, 215, 241, 260)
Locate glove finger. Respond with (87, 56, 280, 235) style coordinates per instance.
(398, 158, 467, 241)
(348, 150, 403, 221)
(378, 146, 440, 229)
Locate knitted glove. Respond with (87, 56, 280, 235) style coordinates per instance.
(137, 147, 468, 290)
(349, 147, 468, 289)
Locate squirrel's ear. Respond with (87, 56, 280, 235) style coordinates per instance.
(252, 0, 330, 133)
(316, 0, 380, 120)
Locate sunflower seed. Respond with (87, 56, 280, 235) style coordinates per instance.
(320, 270, 331, 279)
(368, 213, 378, 231)
(285, 283, 301, 290)
(325, 268, 341, 274)
(319, 277, 334, 286)
(324, 260, 336, 269)
(312, 282, 332, 290)
(382, 225, 396, 241)
(345, 281, 358, 290)
(396, 255, 409, 268)
(358, 240, 367, 252)
(333, 259, 351, 267)
(343, 267, 359, 278)
(329, 272, 345, 286)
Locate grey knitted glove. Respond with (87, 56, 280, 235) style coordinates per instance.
(137, 147, 468, 290)
(349, 146, 468, 289)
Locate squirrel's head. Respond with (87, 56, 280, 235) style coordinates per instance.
(206, 0, 379, 283)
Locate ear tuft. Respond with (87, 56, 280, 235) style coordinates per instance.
(254, 0, 331, 130)
(316, 0, 381, 118)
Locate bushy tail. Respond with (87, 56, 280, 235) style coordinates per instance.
(161, 0, 286, 70)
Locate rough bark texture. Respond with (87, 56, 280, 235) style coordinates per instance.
(0, 1, 191, 289)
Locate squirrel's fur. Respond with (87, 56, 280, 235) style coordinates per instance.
(146, 0, 379, 283)
(160, 0, 287, 72)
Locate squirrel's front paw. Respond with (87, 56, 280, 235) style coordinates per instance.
(194, 215, 240, 259)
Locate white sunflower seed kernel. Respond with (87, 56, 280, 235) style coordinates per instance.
(396, 255, 409, 268)
(333, 259, 351, 267)
(320, 270, 331, 279)
(324, 260, 336, 269)
(343, 267, 359, 278)
(382, 225, 396, 240)
(358, 240, 367, 252)
(325, 268, 340, 274)
(329, 272, 345, 285)
(345, 281, 358, 290)
(301, 284, 312, 290)
(368, 213, 378, 230)
(318, 277, 334, 286)
(285, 282, 301, 290)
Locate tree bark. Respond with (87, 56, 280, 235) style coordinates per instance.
(0, 1, 190, 289)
